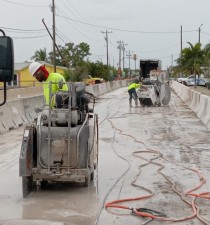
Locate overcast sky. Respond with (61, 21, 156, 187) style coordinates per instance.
(1, 0, 210, 70)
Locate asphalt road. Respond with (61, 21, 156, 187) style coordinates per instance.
(0, 87, 210, 225)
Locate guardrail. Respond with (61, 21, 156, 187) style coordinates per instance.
(171, 81, 210, 130)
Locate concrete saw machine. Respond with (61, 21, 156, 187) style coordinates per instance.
(19, 82, 98, 197)
(137, 72, 171, 107)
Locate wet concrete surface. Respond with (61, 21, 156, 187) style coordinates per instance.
(0, 87, 210, 225)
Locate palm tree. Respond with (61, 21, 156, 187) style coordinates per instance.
(182, 42, 204, 74)
(173, 42, 205, 86)
(203, 43, 210, 78)
(31, 48, 48, 62)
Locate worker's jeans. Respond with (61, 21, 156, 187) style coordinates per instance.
(128, 88, 137, 101)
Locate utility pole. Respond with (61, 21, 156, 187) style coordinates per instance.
(133, 53, 137, 71)
(117, 40, 123, 69)
(126, 50, 132, 78)
(42, 19, 71, 70)
(117, 40, 123, 78)
(101, 30, 112, 66)
(52, 0, 56, 72)
(122, 41, 127, 70)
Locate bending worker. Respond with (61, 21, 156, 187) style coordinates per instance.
(128, 79, 142, 107)
(29, 62, 68, 106)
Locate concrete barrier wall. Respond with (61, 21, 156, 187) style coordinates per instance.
(0, 86, 43, 101)
(0, 80, 130, 134)
(171, 81, 210, 130)
(22, 96, 45, 122)
(0, 99, 28, 133)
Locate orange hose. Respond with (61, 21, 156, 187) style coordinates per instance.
(105, 118, 210, 223)
(105, 193, 154, 213)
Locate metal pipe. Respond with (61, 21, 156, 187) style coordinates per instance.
(47, 82, 52, 173)
(67, 82, 72, 173)
(75, 113, 89, 167)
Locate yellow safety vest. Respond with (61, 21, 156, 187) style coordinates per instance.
(128, 83, 141, 90)
(43, 73, 68, 105)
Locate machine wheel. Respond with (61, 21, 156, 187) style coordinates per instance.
(22, 176, 34, 198)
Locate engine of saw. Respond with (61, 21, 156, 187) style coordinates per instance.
(19, 82, 98, 197)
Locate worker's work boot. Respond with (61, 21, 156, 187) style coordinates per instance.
(129, 100, 132, 107)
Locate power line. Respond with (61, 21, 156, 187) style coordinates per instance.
(0, 26, 47, 32)
(138, 43, 180, 54)
(202, 31, 210, 36)
(57, 15, 197, 34)
(12, 34, 49, 39)
(2, 0, 48, 7)
(56, 28, 71, 43)
(61, 0, 87, 23)
(56, 5, 101, 42)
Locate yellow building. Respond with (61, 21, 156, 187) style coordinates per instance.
(8, 61, 67, 87)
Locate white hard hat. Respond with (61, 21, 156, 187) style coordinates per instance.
(29, 62, 43, 76)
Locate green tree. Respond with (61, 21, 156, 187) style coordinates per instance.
(86, 61, 116, 81)
(202, 43, 210, 78)
(49, 42, 91, 68)
(48, 48, 63, 66)
(63, 69, 74, 82)
(31, 48, 48, 62)
(31, 43, 118, 82)
(173, 42, 204, 76)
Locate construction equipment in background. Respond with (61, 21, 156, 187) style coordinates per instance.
(19, 82, 98, 197)
(139, 59, 162, 80)
(137, 71, 171, 107)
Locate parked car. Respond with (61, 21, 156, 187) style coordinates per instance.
(177, 75, 188, 83)
(185, 78, 206, 86)
(82, 75, 104, 85)
(178, 75, 206, 86)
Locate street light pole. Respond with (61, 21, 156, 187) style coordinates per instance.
(198, 24, 203, 44)
(180, 25, 182, 55)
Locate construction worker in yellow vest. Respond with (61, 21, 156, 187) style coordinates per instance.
(29, 62, 68, 106)
(128, 79, 142, 107)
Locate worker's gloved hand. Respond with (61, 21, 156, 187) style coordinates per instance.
(58, 79, 64, 89)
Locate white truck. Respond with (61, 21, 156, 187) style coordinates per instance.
(140, 59, 162, 80)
